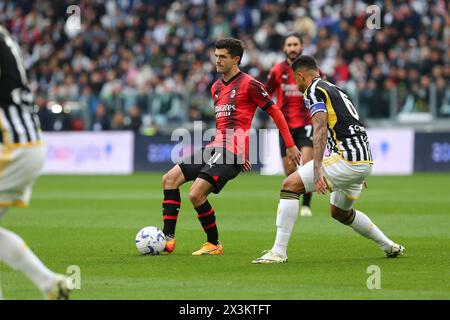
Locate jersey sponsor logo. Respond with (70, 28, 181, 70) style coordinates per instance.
(214, 104, 236, 118)
(282, 74, 289, 80)
(281, 83, 302, 96)
(348, 124, 366, 135)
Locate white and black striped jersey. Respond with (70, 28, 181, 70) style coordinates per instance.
(303, 78, 373, 163)
(0, 26, 42, 147)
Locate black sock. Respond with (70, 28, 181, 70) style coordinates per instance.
(195, 201, 219, 245)
(162, 189, 181, 237)
(302, 192, 312, 207)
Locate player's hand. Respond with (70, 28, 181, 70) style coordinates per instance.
(286, 146, 301, 166)
(314, 166, 328, 195)
(242, 159, 252, 172)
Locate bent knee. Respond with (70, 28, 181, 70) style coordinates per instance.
(162, 173, 174, 188)
(330, 205, 353, 223)
(281, 174, 303, 194)
(162, 167, 184, 188)
(188, 189, 205, 205)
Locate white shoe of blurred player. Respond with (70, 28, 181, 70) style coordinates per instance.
(252, 250, 287, 264)
(45, 274, 73, 300)
(300, 206, 312, 217)
(385, 243, 405, 258)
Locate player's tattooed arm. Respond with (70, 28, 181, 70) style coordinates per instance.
(311, 112, 328, 194)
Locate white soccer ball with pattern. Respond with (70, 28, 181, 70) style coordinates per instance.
(135, 226, 166, 255)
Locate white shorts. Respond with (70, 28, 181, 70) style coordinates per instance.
(0, 144, 45, 208)
(298, 154, 373, 210)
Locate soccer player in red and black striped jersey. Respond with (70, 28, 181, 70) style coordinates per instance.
(160, 38, 301, 255)
(265, 33, 314, 217)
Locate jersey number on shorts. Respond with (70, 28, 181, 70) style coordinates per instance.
(305, 124, 313, 139)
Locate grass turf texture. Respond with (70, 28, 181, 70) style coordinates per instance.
(0, 173, 449, 300)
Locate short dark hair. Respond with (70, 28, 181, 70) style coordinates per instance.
(215, 38, 244, 65)
(291, 55, 319, 72)
(283, 32, 303, 46)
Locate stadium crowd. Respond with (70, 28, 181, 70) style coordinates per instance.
(1, 0, 449, 133)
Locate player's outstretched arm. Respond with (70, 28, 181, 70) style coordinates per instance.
(247, 79, 300, 165)
(266, 105, 301, 166)
(311, 112, 328, 194)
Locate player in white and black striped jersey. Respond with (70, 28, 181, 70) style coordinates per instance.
(0, 25, 72, 299)
(303, 76, 373, 163)
(253, 55, 404, 264)
(0, 26, 42, 146)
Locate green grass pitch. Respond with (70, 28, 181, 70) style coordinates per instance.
(0, 173, 449, 299)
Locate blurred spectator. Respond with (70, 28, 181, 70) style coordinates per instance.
(92, 103, 111, 131)
(402, 75, 431, 113)
(188, 105, 202, 122)
(436, 77, 450, 117)
(111, 111, 126, 130)
(361, 79, 390, 119)
(125, 106, 142, 133)
(333, 56, 350, 85)
(36, 95, 54, 131)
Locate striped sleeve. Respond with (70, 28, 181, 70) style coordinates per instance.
(304, 80, 327, 117)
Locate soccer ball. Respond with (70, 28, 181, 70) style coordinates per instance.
(135, 226, 166, 255)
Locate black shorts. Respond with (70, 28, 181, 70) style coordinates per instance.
(178, 147, 242, 194)
(279, 125, 314, 157)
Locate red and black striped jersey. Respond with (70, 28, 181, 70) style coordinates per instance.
(266, 60, 312, 129)
(0, 26, 42, 147)
(208, 71, 275, 157)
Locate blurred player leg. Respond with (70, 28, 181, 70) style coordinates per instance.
(0, 217, 52, 293)
(299, 146, 314, 217)
(0, 148, 53, 294)
(0, 147, 73, 299)
(0, 210, 73, 300)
